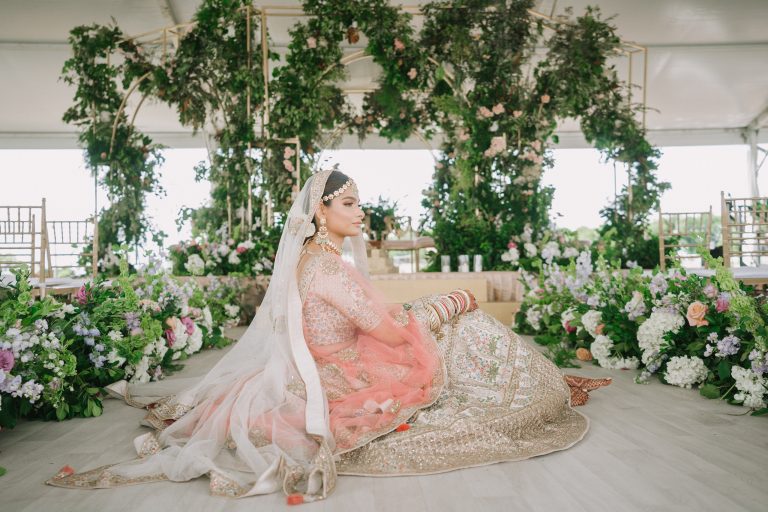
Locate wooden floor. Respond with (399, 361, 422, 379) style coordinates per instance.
(1, 330, 766, 512)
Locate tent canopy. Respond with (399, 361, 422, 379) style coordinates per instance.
(1, 0, 767, 149)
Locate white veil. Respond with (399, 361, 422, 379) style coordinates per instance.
(77, 169, 370, 499)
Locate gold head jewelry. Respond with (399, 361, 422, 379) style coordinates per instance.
(322, 178, 354, 202)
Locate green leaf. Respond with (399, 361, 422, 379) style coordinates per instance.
(751, 407, 768, 417)
(55, 403, 69, 421)
(717, 360, 731, 380)
(699, 384, 720, 399)
(0, 467, 6, 477)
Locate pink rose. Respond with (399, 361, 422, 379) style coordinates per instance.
(492, 103, 505, 115)
(393, 38, 405, 51)
(477, 106, 494, 118)
(540, 94, 551, 104)
(512, 110, 523, 118)
(181, 317, 195, 335)
(236, 246, 247, 254)
(483, 136, 507, 158)
(306, 36, 317, 49)
(595, 323, 605, 335)
(564, 321, 577, 334)
(164, 328, 176, 347)
(75, 285, 89, 305)
(716, 293, 730, 313)
(283, 159, 295, 173)
(283, 146, 296, 159)
(0, 349, 15, 371)
(407, 67, 417, 80)
(686, 301, 709, 327)
(507, 241, 517, 249)
(703, 283, 718, 299)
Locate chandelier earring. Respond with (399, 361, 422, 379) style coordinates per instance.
(313, 216, 342, 255)
(317, 217, 329, 240)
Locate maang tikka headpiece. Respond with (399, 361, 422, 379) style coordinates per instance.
(321, 178, 354, 202)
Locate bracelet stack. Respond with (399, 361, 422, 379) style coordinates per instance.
(425, 289, 477, 332)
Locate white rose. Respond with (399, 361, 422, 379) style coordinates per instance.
(524, 242, 537, 257)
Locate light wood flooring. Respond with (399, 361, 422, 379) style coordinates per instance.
(1, 330, 766, 512)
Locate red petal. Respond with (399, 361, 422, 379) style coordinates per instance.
(395, 423, 410, 432)
(287, 494, 305, 505)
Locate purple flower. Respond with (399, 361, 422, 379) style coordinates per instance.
(703, 283, 718, 299)
(716, 335, 740, 357)
(181, 317, 195, 335)
(124, 312, 141, 331)
(752, 361, 768, 377)
(650, 273, 668, 296)
(716, 292, 730, 313)
(0, 349, 15, 371)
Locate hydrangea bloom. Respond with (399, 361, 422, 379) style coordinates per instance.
(664, 356, 708, 389)
(581, 310, 602, 337)
(731, 366, 767, 409)
(637, 309, 685, 364)
(590, 335, 639, 370)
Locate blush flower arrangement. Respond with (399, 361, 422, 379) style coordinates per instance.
(516, 253, 768, 416)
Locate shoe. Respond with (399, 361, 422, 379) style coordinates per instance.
(569, 386, 590, 406)
(104, 380, 128, 400)
(564, 375, 612, 391)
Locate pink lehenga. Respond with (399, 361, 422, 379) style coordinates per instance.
(46, 169, 594, 502)
(298, 251, 590, 476)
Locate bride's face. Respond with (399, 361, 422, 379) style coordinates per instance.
(318, 184, 365, 238)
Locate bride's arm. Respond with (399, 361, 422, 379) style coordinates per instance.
(313, 256, 407, 346)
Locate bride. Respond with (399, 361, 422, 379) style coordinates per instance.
(47, 169, 608, 503)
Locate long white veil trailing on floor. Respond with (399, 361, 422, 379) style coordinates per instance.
(50, 168, 370, 500)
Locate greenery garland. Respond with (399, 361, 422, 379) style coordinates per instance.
(62, 0, 666, 272)
(61, 25, 165, 257)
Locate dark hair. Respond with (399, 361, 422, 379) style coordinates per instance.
(304, 170, 352, 245)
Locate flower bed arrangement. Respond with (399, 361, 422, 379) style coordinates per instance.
(0, 262, 243, 429)
(496, 224, 585, 271)
(168, 225, 279, 277)
(516, 253, 768, 416)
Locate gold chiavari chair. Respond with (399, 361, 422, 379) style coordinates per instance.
(0, 200, 48, 289)
(721, 192, 768, 268)
(46, 216, 99, 278)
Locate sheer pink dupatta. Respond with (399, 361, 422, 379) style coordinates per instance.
(306, 254, 445, 452)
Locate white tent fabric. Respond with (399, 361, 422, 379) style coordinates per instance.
(0, 0, 767, 150)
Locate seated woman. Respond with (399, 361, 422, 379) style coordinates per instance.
(48, 170, 609, 503)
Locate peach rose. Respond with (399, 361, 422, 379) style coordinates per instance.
(576, 348, 593, 361)
(595, 323, 605, 335)
(686, 301, 709, 327)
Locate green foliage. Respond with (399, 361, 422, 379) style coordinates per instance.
(63, 0, 666, 273)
